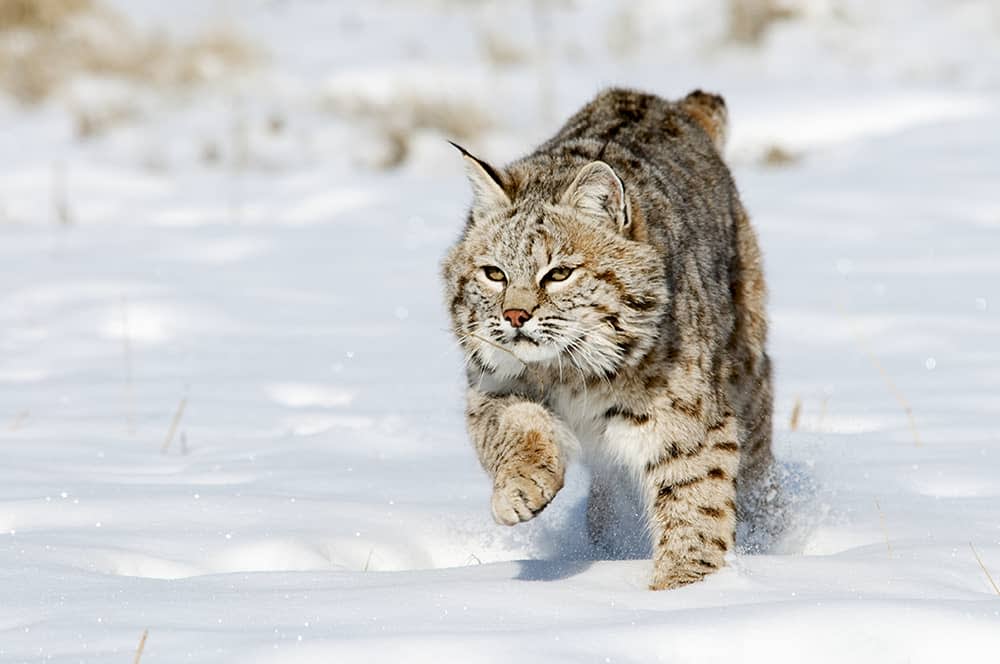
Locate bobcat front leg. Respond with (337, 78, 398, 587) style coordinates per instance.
(605, 401, 740, 589)
(466, 388, 570, 525)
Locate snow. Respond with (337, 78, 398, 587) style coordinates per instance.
(2, 1, 1000, 661)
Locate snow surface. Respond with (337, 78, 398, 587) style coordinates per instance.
(2, 1, 1000, 661)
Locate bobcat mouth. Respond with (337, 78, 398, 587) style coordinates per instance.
(510, 331, 539, 346)
(474, 325, 562, 371)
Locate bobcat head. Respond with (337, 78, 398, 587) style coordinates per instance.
(442, 144, 668, 381)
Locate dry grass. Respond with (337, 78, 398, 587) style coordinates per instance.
(875, 499, 892, 558)
(407, 95, 492, 140)
(469, 333, 527, 368)
(760, 145, 800, 167)
(51, 161, 71, 225)
(841, 308, 923, 447)
(325, 86, 494, 169)
(480, 28, 532, 67)
(161, 397, 187, 454)
(605, 6, 641, 60)
(7, 409, 29, 431)
(73, 101, 142, 139)
(788, 396, 802, 431)
(0, 0, 259, 115)
(727, 0, 800, 44)
(133, 628, 148, 664)
(864, 348, 922, 447)
(327, 88, 492, 142)
(969, 542, 1000, 596)
(0, 0, 91, 30)
(120, 295, 135, 436)
(374, 128, 410, 171)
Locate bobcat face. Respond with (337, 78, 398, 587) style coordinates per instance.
(443, 154, 668, 380)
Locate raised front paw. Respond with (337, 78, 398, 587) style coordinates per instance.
(491, 459, 564, 526)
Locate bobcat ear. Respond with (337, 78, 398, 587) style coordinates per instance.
(561, 161, 629, 232)
(449, 141, 510, 215)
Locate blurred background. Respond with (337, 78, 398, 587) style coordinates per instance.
(2, 3, 1000, 660)
(2, 0, 999, 206)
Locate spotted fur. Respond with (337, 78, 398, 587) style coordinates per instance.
(442, 88, 776, 590)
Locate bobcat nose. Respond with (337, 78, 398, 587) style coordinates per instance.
(503, 309, 532, 328)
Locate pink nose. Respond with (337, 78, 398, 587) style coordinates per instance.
(503, 309, 531, 328)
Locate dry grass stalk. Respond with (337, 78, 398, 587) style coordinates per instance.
(865, 349, 922, 447)
(51, 161, 70, 225)
(373, 128, 409, 171)
(133, 628, 148, 664)
(788, 396, 801, 431)
(7, 409, 29, 431)
(469, 333, 527, 368)
(875, 499, 892, 558)
(969, 542, 1000, 596)
(120, 295, 135, 436)
(727, 0, 800, 44)
(160, 397, 187, 454)
(842, 311, 922, 447)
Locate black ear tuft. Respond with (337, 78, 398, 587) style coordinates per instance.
(449, 141, 511, 214)
(448, 141, 507, 194)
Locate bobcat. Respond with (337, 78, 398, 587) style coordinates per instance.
(442, 88, 775, 590)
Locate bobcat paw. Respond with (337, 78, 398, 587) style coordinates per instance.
(649, 557, 723, 591)
(491, 462, 564, 526)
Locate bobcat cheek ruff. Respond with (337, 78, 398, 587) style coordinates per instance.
(442, 88, 777, 590)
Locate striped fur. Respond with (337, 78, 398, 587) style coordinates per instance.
(442, 88, 775, 589)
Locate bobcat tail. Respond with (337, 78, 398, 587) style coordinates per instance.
(681, 90, 728, 153)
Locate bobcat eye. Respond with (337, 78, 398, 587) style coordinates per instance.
(543, 266, 574, 283)
(482, 266, 507, 282)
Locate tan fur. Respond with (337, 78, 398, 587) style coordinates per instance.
(442, 88, 776, 589)
(679, 89, 728, 152)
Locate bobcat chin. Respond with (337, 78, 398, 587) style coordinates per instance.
(442, 88, 777, 590)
